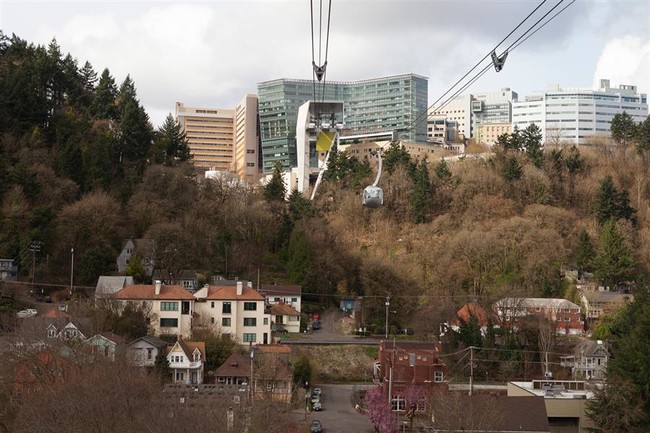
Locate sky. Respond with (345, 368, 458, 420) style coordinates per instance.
(2, 0, 649, 128)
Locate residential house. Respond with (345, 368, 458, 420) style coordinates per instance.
(494, 298, 584, 336)
(193, 281, 271, 345)
(579, 288, 633, 325)
(12, 350, 76, 397)
(95, 275, 134, 302)
(508, 379, 596, 433)
(167, 339, 205, 385)
(427, 395, 550, 433)
(560, 339, 609, 380)
(259, 284, 302, 313)
(116, 238, 155, 275)
(445, 303, 491, 336)
(153, 269, 199, 292)
(84, 331, 126, 361)
(269, 303, 301, 334)
(113, 280, 195, 338)
(251, 346, 294, 403)
(0, 258, 18, 281)
(374, 341, 448, 412)
(127, 335, 169, 368)
(48, 321, 86, 341)
(214, 352, 252, 386)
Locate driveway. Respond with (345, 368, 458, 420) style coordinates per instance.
(300, 384, 374, 433)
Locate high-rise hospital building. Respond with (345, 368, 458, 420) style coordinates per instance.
(257, 73, 428, 173)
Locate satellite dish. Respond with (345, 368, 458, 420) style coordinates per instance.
(362, 150, 383, 208)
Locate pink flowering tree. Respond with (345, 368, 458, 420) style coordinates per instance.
(365, 386, 399, 433)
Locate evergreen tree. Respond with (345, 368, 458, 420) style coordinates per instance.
(522, 123, 543, 168)
(497, 126, 523, 151)
(610, 111, 637, 148)
(91, 68, 118, 120)
(155, 113, 191, 165)
(286, 229, 313, 285)
(575, 228, 594, 278)
(594, 175, 636, 226)
(636, 115, 650, 155)
(502, 155, 522, 181)
(287, 189, 314, 221)
(587, 293, 650, 432)
(383, 141, 414, 175)
(593, 220, 635, 289)
(264, 161, 286, 203)
(411, 158, 432, 224)
(115, 76, 153, 170)
(434, 159, 452, 180)
(79, 60, 98, 91)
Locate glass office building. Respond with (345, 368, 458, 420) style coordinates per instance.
(257, 73, 428, 173)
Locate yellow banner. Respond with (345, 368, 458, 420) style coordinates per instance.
(316, 131, 334, 152)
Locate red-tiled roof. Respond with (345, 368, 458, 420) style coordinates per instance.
(270, 303, 300, 316)
(40, 307, 71, 319)
(256, 344, 292, 355)
(203, 285, 264, 301)
(454, 303, 489, 326)
(114, 284, 195, 300)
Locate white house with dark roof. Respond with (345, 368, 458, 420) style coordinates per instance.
(84, 332, 126, 361)
(193, 281, 271, 345)
(166, 339, 205, 385)
(259, 284, 302, 313)
(113, 280, 195, 338)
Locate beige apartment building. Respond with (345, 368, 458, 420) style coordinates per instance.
(478, 122, 512, 145)
(234, 94, 261, 184)
(175, 102, 235, 171)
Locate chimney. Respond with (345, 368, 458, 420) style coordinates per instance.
(236, 281, 243, 296)
(155, 280, 162, 295)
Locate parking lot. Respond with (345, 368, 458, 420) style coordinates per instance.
(301, 384, 373, 433)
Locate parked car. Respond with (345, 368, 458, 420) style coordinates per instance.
(311, 395, 320, 404)
(312, 401, 322, 411)
(312, 320, 321, 330)
(312, 387, 322, 398)
(310, 420, 323, 433)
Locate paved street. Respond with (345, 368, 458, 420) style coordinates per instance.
(298, 384, 374, 433)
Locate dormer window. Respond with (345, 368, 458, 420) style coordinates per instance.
(193, 350, 200, 362)
(47, 328, 56, 338)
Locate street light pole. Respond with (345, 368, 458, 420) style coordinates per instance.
(385, 296, 390, 339)
(70, 248, 74, 296)
(249, 349, 255, 407)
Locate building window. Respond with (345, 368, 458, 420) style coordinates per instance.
(263, 317, 269, 325)
(222, 317, 231, 327)
(176, 371, 185, 381)
(147, 348, 153, 360)
(391, 396, 406, 411)
(223, 302, 232, 314)
(211, 301, 215, 308)
(244, 302, 257, 311)
(291, 297, 298, 303)
(161, 302, 179, 311)
(210, 317, 215, 324)
(289, 315, 299, 322)
(244, 318, 257, 326)
(160, 318, 179, 328)
(243, 333, 256, 342)
(434, 371, 444, 382)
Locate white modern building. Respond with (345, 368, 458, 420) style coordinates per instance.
(512, 79, 648, 145)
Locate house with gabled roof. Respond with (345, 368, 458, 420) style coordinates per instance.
(117, 238, 155, 275)
(213, 352, 252, 386)
(127, 335, 169, 368)
(269, 303, 301, 334)
(250, 346, 294, 403)
(494, 298, 584, 336)
(579, 287, 633, 324)
(167, 339, 205, 385)
(560, 339, 610, 380)
(153, 269, 199, 292)
(84, 331, 127, 361)
(259, 284, 302, 313)
(95, 275, 134, 302)
(113, 280, 195, 338)
(193, 281, 271, 345)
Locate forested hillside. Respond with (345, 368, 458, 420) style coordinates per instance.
(2, 31, 650, 433)
(2, 31, 650, 332)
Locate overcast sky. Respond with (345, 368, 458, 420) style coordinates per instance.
(2, 0, 649, 128)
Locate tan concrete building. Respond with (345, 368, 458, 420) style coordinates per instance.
(233, 94, 261, 184)
(175, 102, 235, 171)
(478, 122, 512, 145)
(508, 380, 596, 433)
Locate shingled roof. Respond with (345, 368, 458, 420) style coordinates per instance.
(199, 285, 264, 301)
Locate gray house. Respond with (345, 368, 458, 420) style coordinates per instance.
(116, 238, 155, 275)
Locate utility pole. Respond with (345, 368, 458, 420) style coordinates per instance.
(70, 248, 74, 296)
(385, 296, 390, 339)
(29, 241, 41, 291)
(469, 346, 474, 396)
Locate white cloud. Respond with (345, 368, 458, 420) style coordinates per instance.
(593, 35, 650, 94)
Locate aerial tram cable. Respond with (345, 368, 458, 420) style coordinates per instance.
(407, 0, 573, 134)
(310, 0, 333, 113)
(426, 0, 573, 118)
